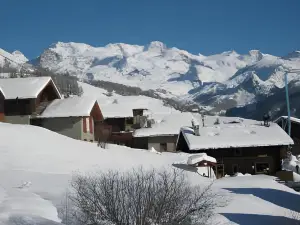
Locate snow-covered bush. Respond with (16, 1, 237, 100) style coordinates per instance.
(67, 168, 222, 225)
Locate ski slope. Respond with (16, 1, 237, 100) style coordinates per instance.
(0, 122, 299, 224)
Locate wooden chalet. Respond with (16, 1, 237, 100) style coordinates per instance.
(176, 116, 294, 177)
(0, 77, 61, 124)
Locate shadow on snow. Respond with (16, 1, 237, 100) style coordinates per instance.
(221, 213, 300, 225)
(224, 188, 300, 212)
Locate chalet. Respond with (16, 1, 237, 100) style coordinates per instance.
(133, 113, 195, 152)
(275, 116, 300, 154)
(31, 96, 103, 142)
(0, 77, 61, 124)
(95, 101, 149, 146)
(176, 116, 294, 177)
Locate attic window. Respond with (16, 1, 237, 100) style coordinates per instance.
(228, 121, 240, 124)
(234, 148, 242, 156)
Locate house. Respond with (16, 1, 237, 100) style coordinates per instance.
(275, 116, 300, 155)
(31, 96, 103, 142)
(133, 112, 196, 152)
(176, 116, 294, 176)
(95, 101, 149, 146)
(0, 77, 61, 124)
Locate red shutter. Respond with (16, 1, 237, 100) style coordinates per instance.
(83, 117, 87, 133)
(89, 117, 93, 134)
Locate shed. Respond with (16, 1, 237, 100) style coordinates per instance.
(32, 96, 103, 142)
(187, 153, 217, 178)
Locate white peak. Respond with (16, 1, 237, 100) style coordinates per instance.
(221, 50, 239, 56)
(146, 41, 167, 52)
(249, 49, 261, 55)
(12, 50, 28, 62)
(50, 41, 92, 50)
(248, 49, 263, 61)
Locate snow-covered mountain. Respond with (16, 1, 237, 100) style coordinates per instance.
(0, 48, 28, 68)
(33, 41, 300, 114)
(2, 41, 300, 115)
(34, 42, 268, 98)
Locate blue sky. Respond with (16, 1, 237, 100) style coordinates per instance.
(1, 0, 299, 59)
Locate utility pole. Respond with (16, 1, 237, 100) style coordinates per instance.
(284, 69, 300, 136)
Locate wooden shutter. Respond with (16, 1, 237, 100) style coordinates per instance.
(89, 117, 93, 134)
(83, 117, 87, 133)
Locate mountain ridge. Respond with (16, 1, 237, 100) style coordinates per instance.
(1, 41, 300, 117)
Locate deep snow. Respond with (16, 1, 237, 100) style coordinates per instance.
(0, 122, 299, 224)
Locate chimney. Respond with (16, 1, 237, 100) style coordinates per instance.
(194, 125, 200, 136)
(201, 114, 205, 127)
(263, 112, 271, 127)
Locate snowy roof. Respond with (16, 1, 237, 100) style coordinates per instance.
(133, 112, 197, 137)
(39, 96, 98, 118)
(187, 153, 217, 165)
(180, 115, 294, 150)
(275, 116, 300, 124)
(0, 77, 61, 100)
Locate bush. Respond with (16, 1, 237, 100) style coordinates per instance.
(65, 168, 222, 225)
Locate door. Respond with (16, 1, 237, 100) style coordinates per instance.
(216, 164, 224, 179)
(232, 164, 239, 174)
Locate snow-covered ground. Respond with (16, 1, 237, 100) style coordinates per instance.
(0, 122, 300, 224)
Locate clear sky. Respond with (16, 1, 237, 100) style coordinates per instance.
(1, 0, 299, 59)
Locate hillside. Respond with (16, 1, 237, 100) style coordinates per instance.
(0, 122, 300, 224)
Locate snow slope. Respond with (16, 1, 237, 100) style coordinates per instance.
(0, 122, 300, 224)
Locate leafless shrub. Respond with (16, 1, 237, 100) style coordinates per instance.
(67, 167, 223, 225)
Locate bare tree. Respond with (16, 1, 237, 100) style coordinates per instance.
(68, 167, 224, 225)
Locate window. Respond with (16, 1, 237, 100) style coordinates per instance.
(234, 148, 242, 156)
(160, 143, 167, 151)
(86, 117, 90, 133)
(255, 162, 270, 174)
(126, 117, 133, 124)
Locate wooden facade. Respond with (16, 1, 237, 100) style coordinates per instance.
(0, 91, 4, 121)
(176, 132, 285, 176)
(3, 80, 61, 116)
(276, 118, 300, 155)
